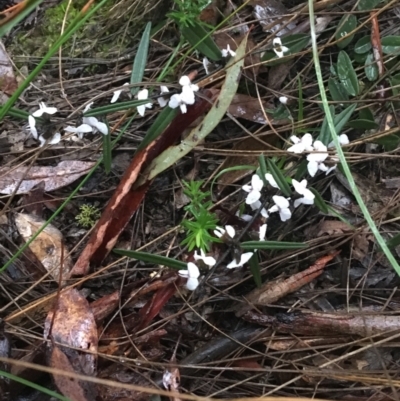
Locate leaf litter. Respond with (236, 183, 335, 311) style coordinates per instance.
(1, 0, 400, 400)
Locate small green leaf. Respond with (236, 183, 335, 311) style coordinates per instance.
(181, 22, 222, 61)
(387, 232, 400, 249)
(359, 107, 374, 121)
(102, 123, 112, 174)
(328, 77, 349, 101)
(282, 33, 310, 53)
(357, 0, 381, 10)
(130, 22, 152, 97)
(113, 249, 187, 270)
(258, 155, 268, 184)
(335, 15, 357, 49)
(354, 36, 372, 54)
(381, 36, 400, 55)
(374, 134, 400, 151)
(266, 159, 291, 197)
(309, 188, 329, 214)
(364, 53, 378, 81)
(337, 51, 359, 96)
(83, 99, 152, 117)
(248, 252, 262, 288)
(353, 52, 368, 64)
(347, 119, 378, 129)
(241, 241, 307, 250)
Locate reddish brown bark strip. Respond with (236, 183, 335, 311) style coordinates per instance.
(371, 12, 384, 78)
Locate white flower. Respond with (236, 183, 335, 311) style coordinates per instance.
(264, 173, 279, 188)
(157, 86, 170, 108)
(249, 200, 269, 218)
(227, 252, 253, 269)
(28, 115, 60, 147)
(306, 140, 329, 177)
(168, 76, 199, 114)
(292, 179, 315, 208)
(82, 103, 108, 135)
(28, 115, 38, 139)
(137, 89, 153, 117)
(235, 210, 253, 222)
(64, 124, 93, 139)
(328, 134, 349, 149)
(32, 102, 57, 117)
(273, 38, 289, 58)
(259, 224, 267, 241)
(287, 133, 314, 154)
(179, 262, 200, 291)
(179, 75, 199, 92)
(242, 174, 264, 204)
(194, 249, 216, 268)
(203, 57, 210, 74)
(268, 195, 291, 222)
(279, 96, 288, 104)
(214, 225, 235, 239)
(110, 83, 130, 103)
(221, 44, 236, 58)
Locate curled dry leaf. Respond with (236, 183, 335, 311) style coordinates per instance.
(45, 288, 98, 400)
(15, 213, 72, 285)
(0, 160, 95, 195)
(0, 40, 18, 95)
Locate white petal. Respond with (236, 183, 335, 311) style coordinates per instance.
(259, 224, 267, 241)
(318, 163, 329, 172)
(190, 84, 199, 92)
(279, 96, 288, 104)
(290, 135, 300, 144)
(273, 38, 283, 46)
(137, 105, 145, 117)
(181, 85, 195, 105)
(214, 226, 225, 238)
(325, 165, 337, 175)
(168, 94, 181, 109)
(273, 195, 290, 209)
(157, 96, 168, 107)
(307, 151, 328, 163)
(225, 225, 236, 239)
(339, 134, 349, 145)
(111, 90, 122, 103)
(226, 259, 240, 269)
(92, 120, 108, 135)
(83, 102, 93, 113)
(260, 208, 269, 218)
(246, 190, 261, 205)
(240, 252, 254, 265)
(279, 208, 292, 221)
(203, 255, 216, 267)
(313, 140, 328, 152)
(32, 109, 44, 117)
(221, 49, 228, 57)
(287, 143, 305, 153)
(138, 89, 149, 100)
(250, 200, 261, 211)
(242, 184, 252, 193)
(294, 198, 303, 208)
(160, 86, 169, 94)
(77, 123, 93, 133)
(28, 115, 38, 139)
(292, 179, 306, 196)
(179, 103, 187, 114)
(186, 278, 199, 290)
(178, 269, 189, 277)
(265, 173, 279, 188)
(251, 174, 264, 192)
(179, 76, 191, 86)
(227, 44, 236, 57)
(274, 49, 284, 58)
(301, 133, 313, 151)
(38, 135, 46, 147)
(307, 160, 319, 177)
(203, 57, 210, 74)
(186, 262, 200, 279)
(268, 205, 279, 214)
(281, 45, 289, 54)
(237, 212, 253, 222)
(48, 132, 61, 145)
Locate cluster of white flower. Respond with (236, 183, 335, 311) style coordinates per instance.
(28, 102, 60, 147)
(287, 133, 349, 177)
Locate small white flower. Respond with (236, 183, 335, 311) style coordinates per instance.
(259, 224, 267, 241)
(169, 76, 199, 113)
(110, 82, 129, 103)
(38, 132, 61, 147)
(287, 133, 314, 154)
(203, 57, 211, 74)
(28, 115, 38, 139)
(269, 195, 291, 222)
(328, 134, 350, 149)
(227, 252, 253, 269)
(137, 89, 153, 117)
(32, 102, 57, 117)
(273, 37, 289, 58)
(194, 249, 216, 268)
(221, 44, 236, 58)
(249, 200, 269, 218)
(235, 210, 253, 222)
(264, 173, 279, 188)
(83, 102, 93, 113)
(214, 225, 236, 239)
(157, 86, 170, 108)
(306, 140, 329, 177)
(179, 75, 199, 92)
(82, 116, 108, 135)
(292, 179, 315, 208)
(179, 262, 200, 291)
(64, 124, 93, 139)
(242, 174, 264, 204)
(279, 96, 288, 105)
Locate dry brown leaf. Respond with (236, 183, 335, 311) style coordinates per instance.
(0, 40, 17, 96)
(15, 213, 72, 284)
(0, 160, 95, 194)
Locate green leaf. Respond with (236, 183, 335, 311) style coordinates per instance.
(102, 122, 112, 174)
(83, 98, 153, 116)
(354, 36, 372, 54)
(283, 33, 310, 53)
(381, 36, 400, 55)
(364, 53, 378, 81)
(130, 22, 152, 97)
(337, 51, 359, 96)
(357, 0, 381, 10)
(374, 134, 400, 151)
(248, 252, 262, 288)
(266, 159, 291, 197)
(258, 155, 268, 184)
(359, 107, 374, 121)
(387, 233, 400, 249)
(328, 77, 349, 101)
(347, 119, 378, 129)
(318, 105, 335, 145)
(113, 249, 187, 270)
(241, 241, 307, 250)
(335, 15, 357, 49)
(309, 188, 329, 213)
(181, 21, 222, 61)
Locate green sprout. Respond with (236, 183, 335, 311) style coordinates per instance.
(75, 204, 101, 228)
(168, 0, 212, 27)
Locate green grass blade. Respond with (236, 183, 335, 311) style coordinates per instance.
(102, 123, 112, 174)
(83, 99, 151, 116)
(113, 249, 186, 270)
(249, 252, 262, 288)
(266, 159, 291, 197)
(308, 0, 400, 276)
(241, 241, 307, 250)
(130, 22, 152, 97)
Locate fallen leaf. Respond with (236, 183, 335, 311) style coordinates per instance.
(0, 40, 17, 95)
(0, 160, 95, 194)
(229, 94, 270, 125)
(15, 213, 72, 284)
